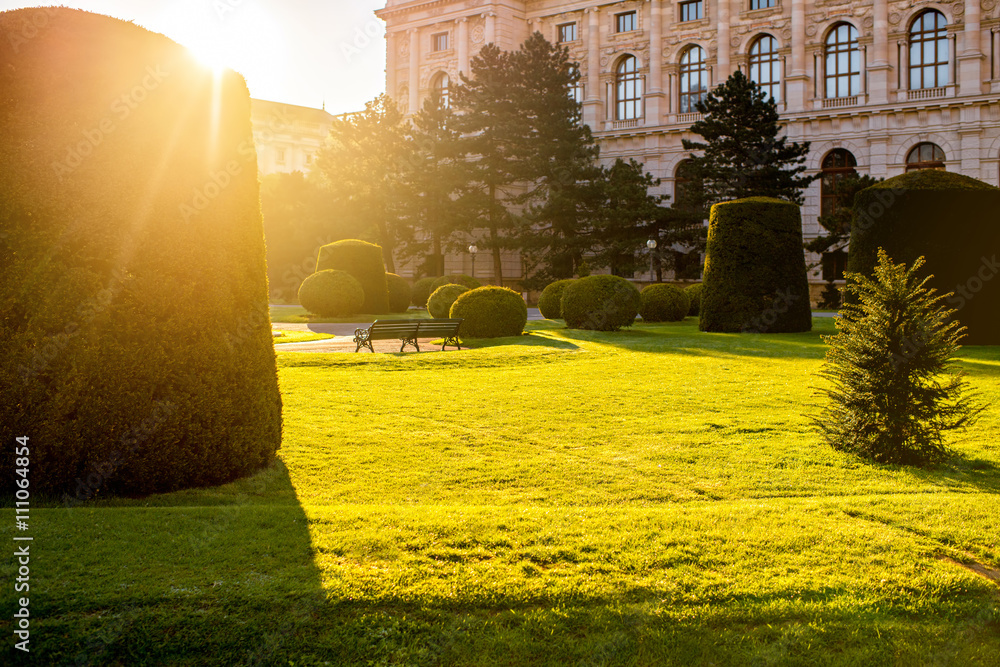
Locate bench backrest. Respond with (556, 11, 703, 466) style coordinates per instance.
(369, 320, 421, 337)
(415, 319, 463, 336)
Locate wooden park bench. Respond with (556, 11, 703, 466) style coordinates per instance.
(353, 319, 463, 353)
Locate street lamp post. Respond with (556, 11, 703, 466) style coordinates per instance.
(646, 239, 658, 282)
(469, 244, 478, 280)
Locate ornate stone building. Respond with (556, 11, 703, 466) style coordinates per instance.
(376, 0, 1000, 284)
(250, 99, 338, 176)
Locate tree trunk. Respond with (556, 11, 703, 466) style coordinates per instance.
(377, 220, 396, 273)
(489, 185, 503, 285)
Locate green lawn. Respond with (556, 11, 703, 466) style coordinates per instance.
(272, 330, 336, 344)
(271, 304, 430, 324)
(4, 318, 999, 665)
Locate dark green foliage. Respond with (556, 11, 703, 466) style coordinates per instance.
(427, 284, 471, 319)
(815, 252, 982, 466)
(561, 276, 641, 332)
(298, 271, 364, 317)
(386, 273, 412, 313)
(686, 283, 704, 316)
(431, 274, 482, 291)
(682, 71, 816, 206)
(411, 277, 440, 308)
(700, 198, 812, 333)
(819, 283, 843, 310)
(806, 174, 881, 259)
(537, 279, 576, 319)
(0, 8, 281, 497)
(450, 287, 528, 338)
(848, 170, 1000, 345)
(640, 285, 691, 323)
(316, 239, 390, 314)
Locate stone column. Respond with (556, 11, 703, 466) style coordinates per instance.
(386, 32, 397, 101)
(485, 12, 496, 44)
(645, 0, 664, 125)
(959, 0, 984, 95)
(786, 0, 808, 110)
(408, 28, 420, 115)
(457, 18, 469, 75)
(584, 7, 602, 128)
(869, 0, 891, 104)
(717, 0, 731, 82)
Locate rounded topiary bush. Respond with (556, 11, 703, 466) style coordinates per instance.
(431, 274, 481, 291)
(686, 283, 704, 316)
(700, 197, 812, 333)
(411, 277, 440, 308)
(849, 170, 1000, 345)
(316, 239, 389, 314)
(640, 284, 691, 322)
(538, 279, 576, 319)
(427, 284, 470, 319)
(298, 270, 364, 317)
(386, 273, 412, 313)
(561, 275, 641, 331)
(0, 8, 281, 498)
(450, 287, 528, 338)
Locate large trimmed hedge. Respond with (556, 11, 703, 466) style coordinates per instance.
(411, 277, 440, 308)
(298, 270, 364, 317)
(427, 284, 470, 319)
(386, 273, 412, 313)
(849, 170, 1000, 345)
(700, 198, 812, 333)
(537, 279, 576, 320)
(561, 275, 641, 331)
(316, 239, 389, 314)
(431, 274, 482, 291)
(685, 283, 704, 317)
(640, 284, 690, 322)
(0, 9, 282, 497)
(450, 287, 528, 338)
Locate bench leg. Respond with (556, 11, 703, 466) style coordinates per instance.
(400, 337, 419, 353)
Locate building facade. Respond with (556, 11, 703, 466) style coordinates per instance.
(250, 99, 338, 176)
(376, 0, 1000, 284)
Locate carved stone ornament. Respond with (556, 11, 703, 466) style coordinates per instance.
(805, 24, 817, 37)
(863, 16, 874, 29)
(984, 0, 998, 11)
(472, 25, 485, 43)
(889, 12, 901, 26)
(399, 39, 410, 58)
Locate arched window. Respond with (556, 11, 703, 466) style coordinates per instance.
(679, 46, 708, 113)
(825, 23, 860, 98)
(432, 72, 450, 108)
(749, 35, 781, 102)
(906, 142, 946, 171)
(820, 149, 858, 218)
(909, 10, 949, 90)
(615, 55, 642, 120)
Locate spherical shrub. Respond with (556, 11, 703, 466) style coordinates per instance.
(412, 277, 440, 308)
(537, 279, 576, 319)
(640, 284, 691, 322)
(701, 197, 812, 333)
(427, 284, 471, 319)
(316, 239, 389, 314)
(849, 170, 1000, 345)
(561, 275, 641, 331)
(0, 8, 281, 497)
(298, 270, 365, 317)
(431, 274, 482, 291)
(386, 273, 412, 313)
(450, 287, 528, 338)
(685, 283, 704, 316)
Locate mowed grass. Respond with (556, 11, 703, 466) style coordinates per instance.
(271, 304, 430, 324)
(3, 318, 999, 665)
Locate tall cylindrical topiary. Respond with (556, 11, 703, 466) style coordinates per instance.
(640, 284, 691, 322)
(298, 270, 365, 317)
(700, 197, 812, 333)
(385, 273, 412, 313)
(450, 287, 528, 338)
(316, 239, 390, 314)
(427, 284, 470, 318)
(849, 170, 1000, 345)
(537, 279, 576, 320)
(561, 275, 641, 331)
(411, 277, 440, 308)
(0, 9, 281, 498)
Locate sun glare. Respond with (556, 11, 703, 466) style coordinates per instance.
(187, 41, 231, 75)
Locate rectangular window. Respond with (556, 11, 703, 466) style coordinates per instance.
(276, 148, 286, 165)
(680, 1, 703, 22)
(432, 32, 449, 52)
(557, 22, 577, 43)
(615, 11, 636, 33)
(749, 0, 776, 10)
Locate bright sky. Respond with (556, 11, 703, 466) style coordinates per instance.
(0, 0, 387, 114)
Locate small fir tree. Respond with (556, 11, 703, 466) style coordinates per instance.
(682, 71, 817, 205)
(814, 251, 983, 466)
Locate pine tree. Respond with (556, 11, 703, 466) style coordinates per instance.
(814, 251, 982, 466)
(682, 71, 816, 205)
